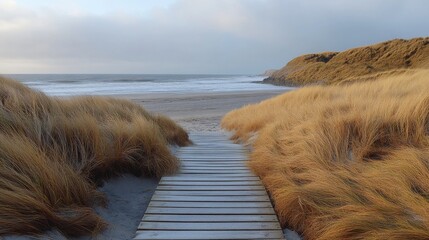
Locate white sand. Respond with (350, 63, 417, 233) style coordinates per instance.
(3, 89, 302, 240)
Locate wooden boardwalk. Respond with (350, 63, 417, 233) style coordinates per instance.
(135, 133, 284, 240)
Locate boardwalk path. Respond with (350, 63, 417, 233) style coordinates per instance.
(135, 132, 284, 240)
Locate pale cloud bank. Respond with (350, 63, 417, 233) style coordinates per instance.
(0, 0, 428, 74)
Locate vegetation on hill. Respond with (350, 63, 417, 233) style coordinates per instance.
(264, 37, 429, 85)
(0, 76, 191, 237)
(223, 70, 429, 239)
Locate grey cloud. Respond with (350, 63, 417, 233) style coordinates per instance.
(0, 0, 428, 74)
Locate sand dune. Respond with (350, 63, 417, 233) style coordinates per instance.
(265, 37, 429, 85)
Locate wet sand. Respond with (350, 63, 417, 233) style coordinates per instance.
(119, 90, 289, 132)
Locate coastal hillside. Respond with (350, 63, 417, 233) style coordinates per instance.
(0, 76, 191, 237)
(222, 70, 429, 239)
(264, 37, 429, 85)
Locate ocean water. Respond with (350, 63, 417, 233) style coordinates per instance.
(5, 74, 289, 96)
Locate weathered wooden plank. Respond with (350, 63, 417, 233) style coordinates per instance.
(145, 207, 275, 214)
(183, 143, 241, 146)
(179, 151, 245, 153)
(181, 153, 243, 156)
(181, 165, 249, 170)
(159, 180, 262, 186)
(180, 160, 246, 163)
(189, 135, 229, 137)
(178, 157, 246, 160)
(189, 134, 230, 136)
(167, 173, 259, 181)
(179, 161, 246, 163)
(154, 190, 268, 196)
(174, 172, 253, 175)
(163, 174, 254, 181)
(182, 164, 245, 167)
(191, 138, 234, 140)
(134, 230, 284, 239)
(181, 162, 246, 165)
(178, 153, 246, 156)
(189, 144, 241, 147)
(181, 168, 249, 172)
(178, 157, 247, 160)
(178, 172, 252, 175)
(138, 222, 281, 230)
(162, 175, 258, 181)
(187, 146, 242, 148)
(181, 154, 243, 157)
(182, 162, 245, 165)
(180, 159, 245, 162)
(179, 156, 247, 158)
(183, 147, 243, 150)
(180, 155, 245, 157)
(187, 147, 242, 150)
(181, 170, 251, 174)
(151, 195, 270, 202)
(185, 148, 242, 151)
(180, 162, 247, 165)
(180, 167, 250, 170)
(181, 162, 245, 165)
(178, 156, 245, 158)
(189, 139, 235, 142)
(149, 201, 273, 208)
(181, 166, 248, 170)
(189, 137, 232, 140)
(179, 151, 246, 154)
(178, 159, 246, 162)
(156, 185, 264, 191)
(182, 163, 249, 170)
(142, 214, 278, 222)
(180, 170, 252, 174)
(189, 142, 236, 144)
(179, 154, 246, 156)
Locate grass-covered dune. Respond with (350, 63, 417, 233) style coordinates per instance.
(222, 70, 429, 239)
(265, 37, 428, 86)
(0, 76, 191, 237)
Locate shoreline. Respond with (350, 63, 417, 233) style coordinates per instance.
(118, 89, 290, 132)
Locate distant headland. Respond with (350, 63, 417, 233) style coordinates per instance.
(264, 37, 429, 86)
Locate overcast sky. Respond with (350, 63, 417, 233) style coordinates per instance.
(0, 0, 427, 74)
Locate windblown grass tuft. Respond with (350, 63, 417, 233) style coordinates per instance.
(0, 76, 191, 237)
(222, 70, 429, 239)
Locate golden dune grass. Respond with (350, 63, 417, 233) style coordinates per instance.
(0, 76, 191, 237)
(265, 37, 429, 86)
(222, 70, 429, 239)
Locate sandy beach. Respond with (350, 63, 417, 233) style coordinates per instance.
(120, 90, 288, 133)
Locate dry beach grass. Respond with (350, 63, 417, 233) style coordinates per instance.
(265, 37, 429, 86)
(222, 70, 429, 239)
(0, 76, 191, 237)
